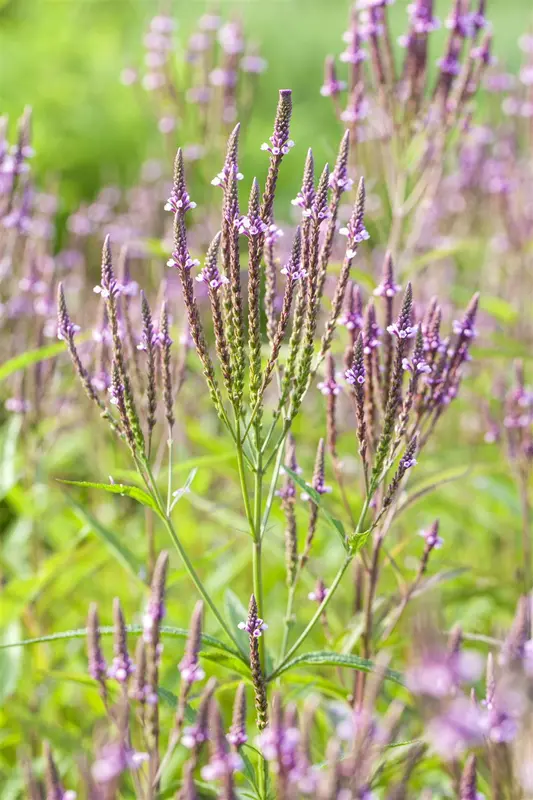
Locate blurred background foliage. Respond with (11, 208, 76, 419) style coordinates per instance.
(0, 0, 526, 212)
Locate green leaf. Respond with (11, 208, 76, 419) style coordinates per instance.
(240, 746, 261, 798)
(0, 624, 248, 664)
(0, 415, 22, 500)
(0, 622, 23, 701)
(284, 467, 347, 550)
(57, 479, 163, 518)
(157, 687, 195, 722)
(224, 589, 250, 654)
(64, 494, 145, 585)
(0, 340, 75, 382)
(170, 468, 197, 510)
(270, 650, 404, 686)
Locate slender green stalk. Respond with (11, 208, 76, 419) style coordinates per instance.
(139, 457, 242, 653)
(270, 553, 353, 679)
(280, 580, 297, 661)
(253, 438, 265, 668)
(260, 442, 286, 540)
(166, 429, 173, 518)
(234, 418, 256, 534)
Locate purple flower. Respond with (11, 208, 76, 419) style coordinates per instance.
(261, 90, 295, 156)
(182, 724, 208, 749)
(211, 163, 244, 189)
(238, 213, 268, 238)
(345, 362, 366, 386)
(187, 85, 212, 105)
(196, 266, 229, 290)
(339, 182, 369, 257)
(317, 376, 342, 396)
(426, 697, 486, 762)
(408, 649, 482, 698)
(201, 752, 242, 781)
(92, 742, 148, 785)
(437, 49, 461, 76)
(445, 0, 473, 38)
(164, 188, 196, 214)
(265, 223, 284, 247)
(387, 321, 418, 340)
(107, 652, 135, 683)
(218, 21, 243, 54)
(374, 277, 402, 298)
(238, 616, 268, 638)
(241, 54, 267, 74)
(179, 656, 206, 685)
(308, 579, 328, 603)
(57, 317, 80, 342)
(406, 0, 440, 34)
(5, 397, 31, 414)
(419, 523, 444, 549)
(402, 355, 432, 374)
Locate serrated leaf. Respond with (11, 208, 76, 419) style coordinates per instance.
(64, 494, 145, 584)
(284, 467, 348, 550)
(270, 650, 404, 686)
(57, 479, 163, 518)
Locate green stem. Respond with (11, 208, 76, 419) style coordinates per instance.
(260, 441, 286, 541)
(253, 435, 265, 668)
(166, 427, 173, 518)
(139, 457, 242, 653)
(279, 580, 297, 661)
(234, 418, 255, 534)
(270, 554, 353, 680)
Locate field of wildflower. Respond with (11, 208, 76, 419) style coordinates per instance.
(1, 0, 533, 797)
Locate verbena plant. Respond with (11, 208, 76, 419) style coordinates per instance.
(2, 4, 533, 799)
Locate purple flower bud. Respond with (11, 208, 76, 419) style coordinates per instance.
(238, 615, 268, 638)
(419, 521, 444, 550)
(108, 598, 135, 684)
(165, 149, 196, 213)
(179, 601, 206, 685)
(320, 55, 347, 97)
(261, 89, 294, 156)
(308, 579, 328, 603)
(92, 742, 148, 785)
(339, 177, 369, 257)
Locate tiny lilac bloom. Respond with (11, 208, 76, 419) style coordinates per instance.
(238, 617, 268, 638)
